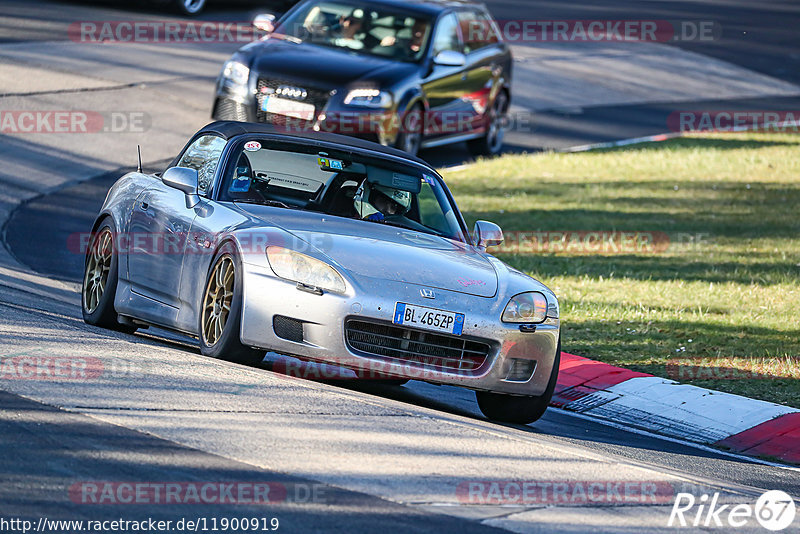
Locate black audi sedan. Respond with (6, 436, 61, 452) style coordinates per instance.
(212, 0, 512, 157)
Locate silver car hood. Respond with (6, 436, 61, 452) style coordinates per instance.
(239, 206, 498, 298)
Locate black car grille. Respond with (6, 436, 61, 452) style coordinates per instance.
(213, 97, 249, 122)
(256, 78, 331, 126)
(345, 320, 491, 373)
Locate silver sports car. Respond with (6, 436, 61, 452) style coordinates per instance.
(82, 122, 561, 423)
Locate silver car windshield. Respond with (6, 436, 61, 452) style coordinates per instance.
(274, 1, 432, 62)
(219, 140, 467, 242)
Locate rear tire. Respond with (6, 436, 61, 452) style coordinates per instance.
(476, 339, 561, 424)
(81, 219, 137, 334)
(467, 91, 508, 158)
(199, 243, 265, 365)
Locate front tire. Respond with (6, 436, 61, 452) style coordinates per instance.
(467, 91, 508, 158)
(174, 0, 207, 15)
(476, 339, 561, 424)
(396, 104, 424, 157)
(82, 219, 137, 334)
(199, 243, 265, 365)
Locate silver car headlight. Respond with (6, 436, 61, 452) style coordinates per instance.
(222, 60, 250, 87)
(502, 292, 548, 323)
(266, 246, 346, 294)
(344, 89, 392, 108)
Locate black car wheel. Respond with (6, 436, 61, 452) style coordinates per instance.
(396, 104, 424, 157)
(199, 242, 265, 365)
(82, 219, 137, 334)
(475, 338, 561, 424)
(174, 0, 207, 15)
(468, 92, 508, 158)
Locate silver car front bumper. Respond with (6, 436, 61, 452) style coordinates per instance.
(239, 263, 560, 396)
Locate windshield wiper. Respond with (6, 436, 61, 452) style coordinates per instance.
(271, 33, 302, 44)
(238, 198, 298, 210)
(366, 217, 445, 238)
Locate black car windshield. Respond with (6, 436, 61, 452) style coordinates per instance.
(219, 139, 466, 242)
(274, 1, 432, 62)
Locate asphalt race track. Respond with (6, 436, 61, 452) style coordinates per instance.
(1, 0, 799, 532)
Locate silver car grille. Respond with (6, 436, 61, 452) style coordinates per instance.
(345, 320, 491, 373)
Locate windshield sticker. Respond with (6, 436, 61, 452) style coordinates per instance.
(423, 174, 436, 187)
(318, 157, 344, 170)
(266, 173, 323, 193)
(392, 172, 418, 190)
(244, 141, 261, 152)
(229, 175, 251, 193)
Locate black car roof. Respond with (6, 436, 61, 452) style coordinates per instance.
(199, 121, 433, 168)
(283, 0, 484, 17)
(353, 0, 486, 16)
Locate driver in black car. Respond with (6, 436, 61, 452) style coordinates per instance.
(331, 10, 367, 49)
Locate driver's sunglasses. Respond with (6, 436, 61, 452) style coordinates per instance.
(370, 189, 404, 213)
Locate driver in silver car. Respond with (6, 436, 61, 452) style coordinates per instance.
(353, 181, 412, 222)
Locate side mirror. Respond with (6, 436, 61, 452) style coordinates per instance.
(253, 13, 276, 33)
(162, 166, 200, 208)
(433, 50, 467, 67)
(474, 220, 503, 249)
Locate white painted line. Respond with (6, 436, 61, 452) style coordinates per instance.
(551, 407, 800, 474)
(559, 132, 680, 153)
(571, 377, 799, 444)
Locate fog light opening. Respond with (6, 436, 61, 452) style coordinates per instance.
(505, 359, 536, 382)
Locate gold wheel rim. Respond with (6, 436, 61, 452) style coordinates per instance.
(83, 228, 113, 314)
(201, 255, 235, 347)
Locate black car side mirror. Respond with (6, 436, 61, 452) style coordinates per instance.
(433, 50, 467, 67)
(253, 14, 276, 34)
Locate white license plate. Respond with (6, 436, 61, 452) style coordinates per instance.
(262, 96, 315, 121)
(393, 303, 465, 336)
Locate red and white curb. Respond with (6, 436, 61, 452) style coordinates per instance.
(552, 353, 800, 464)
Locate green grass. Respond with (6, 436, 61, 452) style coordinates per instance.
(442, 133, 800, 408)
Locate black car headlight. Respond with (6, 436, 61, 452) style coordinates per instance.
(502, 292, 548, 324)
(222, 60, 250, 87)
(344, 89, 392, 108)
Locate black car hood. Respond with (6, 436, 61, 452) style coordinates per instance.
(249, 39, 418, 89)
